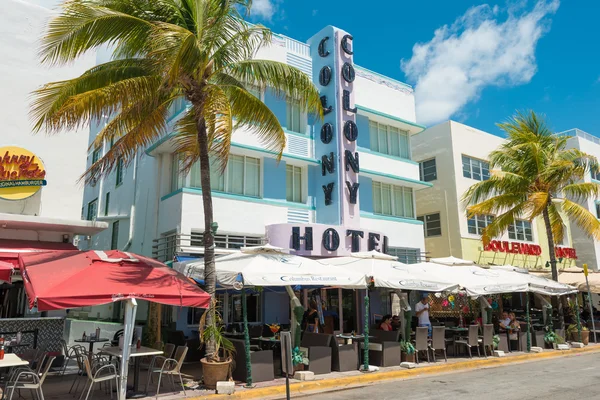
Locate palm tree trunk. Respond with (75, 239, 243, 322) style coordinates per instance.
(542, 205, 565, 331)
(196, 115, 217, 360)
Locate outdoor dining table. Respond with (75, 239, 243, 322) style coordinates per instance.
(101, 346, 162, 399)
(0, 354, 29, 369)
(75, 337, 110, 356)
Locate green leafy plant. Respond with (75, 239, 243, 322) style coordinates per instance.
(199, 299, 235, 362)
(292, 347, 308, 366)
(400, 340, 415, 355)
(567, 323, 588, 333)
(493, 334, 500, 349)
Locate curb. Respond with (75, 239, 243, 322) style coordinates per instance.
(190, 345, 600, 400)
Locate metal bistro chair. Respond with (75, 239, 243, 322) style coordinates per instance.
(5, 355, 56, 400)
(60, 340, 82, 376)
(146, 345, 188, 399)
(480, 324, 494, 358)
(429, 326, 448, 362)
(78, 357, 120, 400)
(454, 325, 481, 358)
(414, 327, 431, 363)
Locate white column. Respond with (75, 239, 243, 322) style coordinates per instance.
(119, 298, 138, 400)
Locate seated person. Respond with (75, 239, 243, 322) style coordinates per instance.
(499, 311, 511, 331)
(378, 314, 393, 331)
(391, 315, 401, 330)
(508, 312, 520, 341)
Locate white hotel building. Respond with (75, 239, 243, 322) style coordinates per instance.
(82, 25, 430, 333)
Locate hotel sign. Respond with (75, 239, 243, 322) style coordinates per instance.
(0, 146, 47, 200)
(484, 240, 577, 259)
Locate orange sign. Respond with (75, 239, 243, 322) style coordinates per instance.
(0, 146, 47, 200)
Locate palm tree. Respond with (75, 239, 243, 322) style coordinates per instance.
(463, 111, 600, 327)
(31, 0, 322, 360)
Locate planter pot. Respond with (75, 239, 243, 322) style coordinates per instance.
(401, 353, 415, 363)
(201, 357, 232, 390)
(581, 330, 590, 345)
(293, 363, 305, 373)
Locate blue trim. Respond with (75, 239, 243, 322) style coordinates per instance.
(361, 168, 433, 188)
(592, 179, 600, 185)
(358, 147, 419, 165)
(360, 211, 423, 225)
(161, 187, 316, 210)
(354, 65, 414, 90)
(356, 105, 426, 131)
(145, 133, 175, 155)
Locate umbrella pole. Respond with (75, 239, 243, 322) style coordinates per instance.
(526, 293, 531, 353)
(119, 298, 138, 400)
(585, 275, 597, 343)
(242, 290, 252, 387)
(575, 295, 582, 343)
(363, 292, 369, 371)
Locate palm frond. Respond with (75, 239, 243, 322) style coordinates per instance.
(559, 199, 600, 240)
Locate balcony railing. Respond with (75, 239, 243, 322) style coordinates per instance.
(152, 232, 266, 262)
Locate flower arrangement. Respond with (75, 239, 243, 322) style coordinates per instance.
(400, 340, 416, 355)
(292, 346, 308, 366)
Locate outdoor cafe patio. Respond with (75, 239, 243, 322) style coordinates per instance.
(0, 247, 592, 399)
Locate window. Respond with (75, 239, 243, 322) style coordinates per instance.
(92, 147, 101, 165)
(111, 221, 119, 249)
(508, 220, 533, 242)
(116, 157, 124, 186)
(462, 155, 490, 181)
(286, 164, 303, 203)
(87, 199, 98, 221)
(228, 293, 262, 323)
(286, 100, 307, 134)
(596, 203, 600, 218)
(372, 181, 414, 218)
(104, 192, 110, 216)
(369, 121, 410, 159)
(417, 213, 442, 237)
(387, 247, 420, 264)
(171, 155, 184, 192)
(190, 232, 264, 249)
(467, 214, 494, 235)
(593, 169, 600, 181)
(190, 155, 261, 197)
(419, 158, 437, 182)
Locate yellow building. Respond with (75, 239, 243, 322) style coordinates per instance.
(412, 121, 578, 271)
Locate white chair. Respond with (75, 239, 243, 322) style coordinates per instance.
(5, 355, 55, 400)
(146, 345, 188, 399)
(78, 357, 120, 400)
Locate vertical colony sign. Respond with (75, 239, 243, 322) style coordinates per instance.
(0, 146, 47, 200)
(266, 26, 388, 256)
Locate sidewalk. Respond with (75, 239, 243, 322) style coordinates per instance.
(192, 344, 600, 400)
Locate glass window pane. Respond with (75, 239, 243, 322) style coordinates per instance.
(472, 159, 482, 180)
(482, 162, 490, 180)
(210, 158, 225, 191)
(381, 183, 392, 215)
(369, 121, 379, 152)
(508, 224, 516, 239)
(393, 186, 404, 217)
(462, 156, 471, 178)
(293, 167, 302, 202)
(468, 217, 477, 234)
(403, 188, 414, 218)
(389, 127, 400, 157)
(286, 165, 293, 202)
(245, 157, 260, 197)
(399, 131, 410, 159)
(190, 161, 201, 188)
(372, 182, 382, 214)
(378, 125, 388, 155)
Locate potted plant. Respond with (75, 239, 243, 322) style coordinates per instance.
(493, 334, 500, 350)
(292, 346, 309, 372)
(400, 340, 416, 363)
(200, 301, 235, 389)
(567, 323, 590, 345)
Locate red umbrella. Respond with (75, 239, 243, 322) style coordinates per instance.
(0, 261, 14, 283)
(18, 249, 210, 311)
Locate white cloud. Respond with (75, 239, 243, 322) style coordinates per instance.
(251, 0, 275, 21)
(401, 0, 560, 126)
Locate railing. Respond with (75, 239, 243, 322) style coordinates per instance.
(152, 232, 266, 262)
(557, 128, 600, 145)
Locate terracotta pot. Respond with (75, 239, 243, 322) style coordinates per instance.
(201, 357, 232, 390)
(581, 330, 590, 345)
(401, 353, 415, 363)
(293, 363, 305, 372)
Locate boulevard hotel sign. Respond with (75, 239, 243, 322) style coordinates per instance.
(484, 240, 577, 260)
(266, 27, 388, 256)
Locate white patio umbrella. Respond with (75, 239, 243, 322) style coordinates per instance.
(327, 250, 460, 292)
(430, 256, 475, 266)
(179, 244, 367, 288)
(490, 265, 577, 296)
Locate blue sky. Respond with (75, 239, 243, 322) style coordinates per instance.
(248, 0, 599, 137)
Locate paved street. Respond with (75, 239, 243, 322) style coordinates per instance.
(304, 352, 600, 400)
